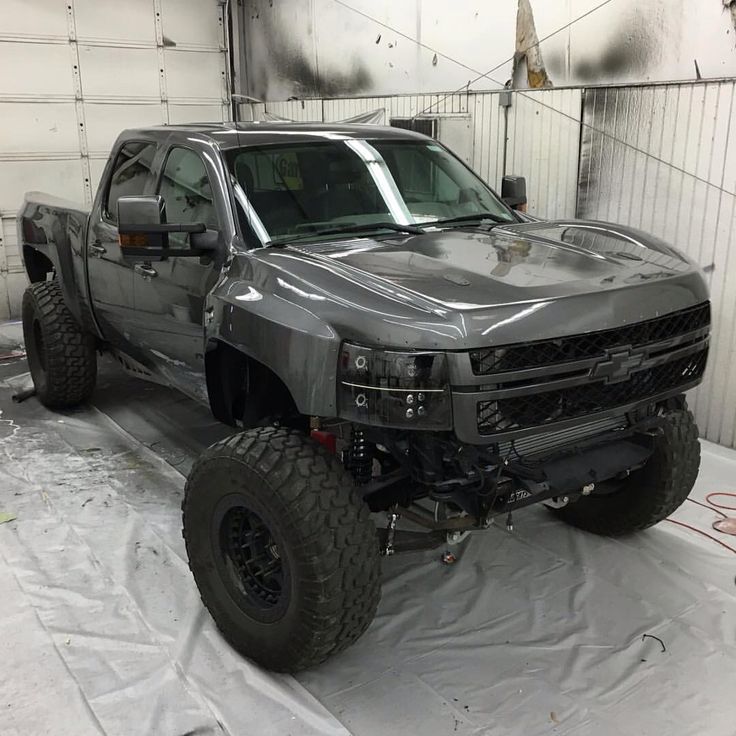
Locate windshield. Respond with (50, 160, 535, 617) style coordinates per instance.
(226, 138, 514, 243)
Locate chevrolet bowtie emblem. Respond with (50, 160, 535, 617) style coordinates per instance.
(592, 347, 645, 384)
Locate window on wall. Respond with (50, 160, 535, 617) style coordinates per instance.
(389, 118, 438, 138)
(158, 147, 218, 246)
(105, 141, 156, 222)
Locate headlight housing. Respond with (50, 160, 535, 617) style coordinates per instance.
(337, 342, 452, 429)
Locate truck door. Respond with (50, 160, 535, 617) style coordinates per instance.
(131, 145, 223, 401)
(87, 140, 157, 357)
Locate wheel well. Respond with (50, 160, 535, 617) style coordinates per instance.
(24, 246, 54, 283)
(205, 341, 301, 427)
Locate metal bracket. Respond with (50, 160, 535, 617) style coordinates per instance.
(381, 511, 399, 556)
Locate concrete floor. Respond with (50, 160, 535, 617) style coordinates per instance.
(1, 319, 735, 736)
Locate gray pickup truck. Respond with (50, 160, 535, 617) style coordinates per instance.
(18, 122, 710, 672)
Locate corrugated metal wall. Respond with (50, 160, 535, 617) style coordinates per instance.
(506, 88, 582, 220)
(249, 93, 473, 124)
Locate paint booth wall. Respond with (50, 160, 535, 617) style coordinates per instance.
(240, 0, 736, 101)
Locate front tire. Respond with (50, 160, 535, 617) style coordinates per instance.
(22, 281, 96, 409)
(552, 406, 700, 536)
(182, 427, 381, 672)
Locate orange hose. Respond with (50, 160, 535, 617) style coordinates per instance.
(705, 492, 736, 512)
(663, 518, 736, 554)
(687, 497, 727, 518)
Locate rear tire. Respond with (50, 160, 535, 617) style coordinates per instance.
(552, 406, 700, 536)
(22, 281, 96, 409)
(182, 427, 381, 672)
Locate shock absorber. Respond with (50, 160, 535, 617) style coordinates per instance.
(346, 426, 373, 484)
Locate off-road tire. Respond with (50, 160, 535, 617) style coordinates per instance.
(22, 281, 96, 409)
(552, 407, 700, 535)
(182, 427, 381, 672)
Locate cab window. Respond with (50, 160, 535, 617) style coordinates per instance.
(105, 141, 156, 223)
(158, 147, 218, 246)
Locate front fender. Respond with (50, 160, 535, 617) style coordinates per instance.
(207, 282, 340, 417)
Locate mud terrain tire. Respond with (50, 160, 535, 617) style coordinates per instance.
(183, 427, 381, 672)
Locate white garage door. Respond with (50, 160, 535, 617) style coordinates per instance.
(0, 0, 230, 319)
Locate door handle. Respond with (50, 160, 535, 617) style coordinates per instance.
(89, 242, 106, 257)
(134, 263, 158, 279)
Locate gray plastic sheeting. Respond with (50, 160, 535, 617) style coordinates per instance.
(1, 337, 735, 735)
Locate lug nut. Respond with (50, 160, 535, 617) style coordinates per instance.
(406, 408, 414, 419)
(418, 392, 425, 401)
(417, 406, 426, 416)
(582, 483, 595, 495)
(406, 394, 414, 405)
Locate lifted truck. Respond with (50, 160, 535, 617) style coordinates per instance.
(18, 122, 710, 672)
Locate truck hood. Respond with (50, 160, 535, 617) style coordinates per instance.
(285, 220, 693, 307)
(231, 219, 709, 349)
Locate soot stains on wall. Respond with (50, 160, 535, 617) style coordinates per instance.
(576, 87, 608, 217)
(274, 48, 372, 98)
(726, 0, 736, 39)
(574, 9, 660, 83)
(244, 0, 372, 100)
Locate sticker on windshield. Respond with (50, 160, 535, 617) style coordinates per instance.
(427, 144, 443, 152)
(274, 151, 303, 189)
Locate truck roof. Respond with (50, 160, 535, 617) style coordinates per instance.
(119, 121, 430, 149)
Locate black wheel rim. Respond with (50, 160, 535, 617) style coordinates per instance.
(214, 495, 290, 623)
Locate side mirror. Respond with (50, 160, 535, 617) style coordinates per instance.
(501, 175, 527, 211)
(118, 195, 166, 250)
(117, 195, 210, 259)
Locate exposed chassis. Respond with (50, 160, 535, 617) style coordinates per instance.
(362, 410, 669, 555)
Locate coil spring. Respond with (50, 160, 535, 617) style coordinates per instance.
(347, 427, 373, 484)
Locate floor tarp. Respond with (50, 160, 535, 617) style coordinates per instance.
(1, 320, 734, 736)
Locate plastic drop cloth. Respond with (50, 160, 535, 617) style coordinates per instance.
(1, 321, 735, 736)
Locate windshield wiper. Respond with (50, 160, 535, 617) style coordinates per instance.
(279, 221, 425, 243)
(431, 212, 510, 227)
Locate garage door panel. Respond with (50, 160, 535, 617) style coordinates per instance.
(0, 42, 74, 97)
(1, 271, 28, 319)
(167, 104, 226, 124)
(0, 160, 85, 213)
(84, 103, 163, 153)
(78, 46, 160, 99)
(0, 0, 68, 38)
(164, 50, 225, 100)
(0, 103, 79, 154)
(161, 0, 223, 48)
(88, 158, 109, 195)
(0, 1, 227, 317)
(1, 215, 22, 272)
(74, 0, 156, 44)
